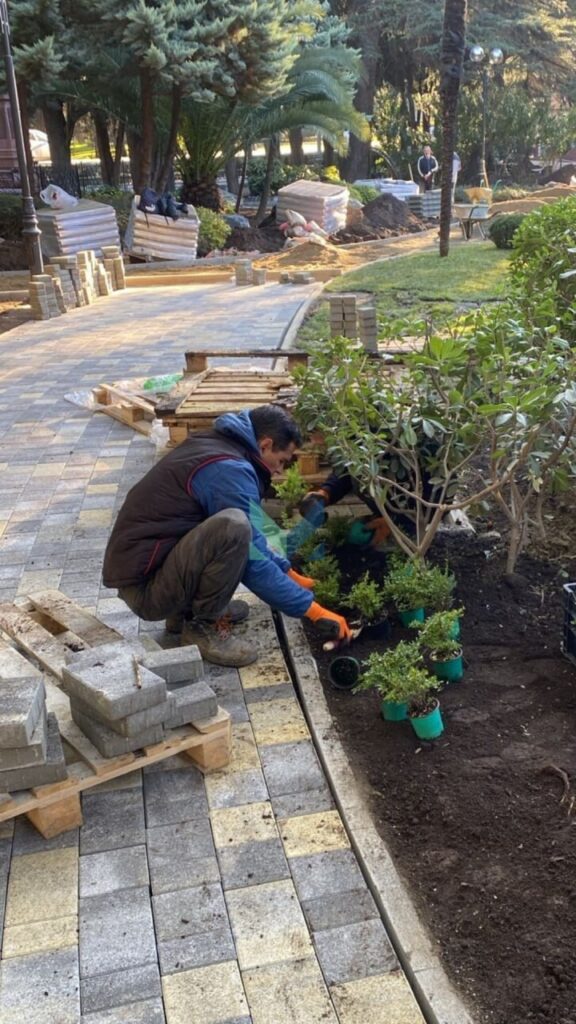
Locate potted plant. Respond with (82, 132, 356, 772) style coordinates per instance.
(355, 641, 443, 738)
(411, 608, 464, 682)
(347, 571, 389, 635)
(383, 557, 429, 625)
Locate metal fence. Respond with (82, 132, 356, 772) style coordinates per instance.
(36, 162, 133, 196)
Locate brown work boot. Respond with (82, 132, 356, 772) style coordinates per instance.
(181, 616, 258, 667)
(166, 599, 250, 634)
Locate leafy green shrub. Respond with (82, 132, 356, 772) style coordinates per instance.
(0, 194, 28, 240)
(347, 571, 385, 622)
(314, 573, 342, 608)
(247, 159, 318, 196)
(319, 515, 354, 549)
(491, 185, 531, 201)
(196, 207, 232, 254)
(355, 641, 440, 713)
(509, 196, 576, 337)
(349, 184, 380, 204)
(488, 213, 526, 250)
(410, 608, 463, 660)
(384, 558, 455, 613)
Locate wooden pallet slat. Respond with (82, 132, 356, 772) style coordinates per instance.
(92, 383, 157, 437)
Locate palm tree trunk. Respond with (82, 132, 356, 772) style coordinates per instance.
(235, 149, 248, 213)
(41, 98, 71, 169)
(439, 0, 468, 257)
(289, 128, 305, 165)
(155, 82, 182, 193)
(137, 68, 154, 191)
(255, 135, 278, 225)
(112, 121, 125, 188)
(93, 110, 115, 185)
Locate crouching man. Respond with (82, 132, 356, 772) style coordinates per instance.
(102, 405, 351, 667)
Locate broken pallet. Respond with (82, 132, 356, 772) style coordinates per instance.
(92, 383, 156, 437)
(0, 591, 232, 837)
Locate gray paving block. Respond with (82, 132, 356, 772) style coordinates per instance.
(141, 645, 204, 686)
(143, 766, 208, 827)
(80, 844, 149, 898)
(0, 713, 67, 793)
(0, 675, 45, 748)
(218, 837, 290, 891)
(13, 814, 78, 854)
(302, 888, 379, 932)
(0, 838, 12, 938)
(147, 819, 217, 895)
(206, 767, 269, 809)
(158, 925, 236, 975)
(62, 643, 167, 720)
(312, 918, 398, 984)
(82, 997, 166, 1023)
(80, 788, 145, 855)
(0, 946, 80, 1024)
(70, 691, 172, 737)
(71, 705, 165, 757)
(270, 785, 334, 820)
(80, 964, 161, 1015)
(163, 681, 217, 728)
(152, 882, 228, 942)
(259, 740, 325, 797)
(289, 850, 367, 902)
(0, 705, 47, 768)
(79, 886, 157, 978)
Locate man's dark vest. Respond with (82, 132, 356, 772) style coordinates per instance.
(102, 430, 271, 588)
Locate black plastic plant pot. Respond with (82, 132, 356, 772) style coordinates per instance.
(328, 655, 361, 690)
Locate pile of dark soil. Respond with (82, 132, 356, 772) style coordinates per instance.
(225, 223, 286, 253)
(333, 193, 426, 244)
(301, 515, 576, 1024)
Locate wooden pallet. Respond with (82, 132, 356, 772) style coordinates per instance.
(155, 348, 308, 445)
(92, 383, 157, 437)
(0, 592, 232, 837)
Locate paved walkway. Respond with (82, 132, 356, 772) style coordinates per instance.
(0, 278, 428, 1023)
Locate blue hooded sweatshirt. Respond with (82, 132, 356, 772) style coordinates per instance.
(190, 410, 313, 617)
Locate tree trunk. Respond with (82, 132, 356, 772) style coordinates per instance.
(322, 140, 335, 168)
(127, 128, 142, 195)
(438, 0, 468, 257)
(41, 98, 71, 169)
(341, 22, 381, 182)
(93, 110, 115, 186)
(289, 128, 305, 165)
(225, 156, 239, 195)
(16, 79, 36, 193)
(235, 149, 248, 213)
(112, 120, 125, 188)
(137, 68, 154, 191)
(180, 176, 222, 211)
(254, 135, 278, 225)
(154, 82, 182, 193)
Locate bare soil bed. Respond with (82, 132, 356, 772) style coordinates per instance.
(301, 508, 576, 1024)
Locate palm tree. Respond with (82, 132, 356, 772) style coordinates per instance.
(178, 44, 369, 212)
(439, 0, 468, 257)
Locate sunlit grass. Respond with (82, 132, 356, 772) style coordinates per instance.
(71, 140, 98, 161)
(298, 242, 511, 345)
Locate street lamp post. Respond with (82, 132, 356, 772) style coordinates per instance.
(0, 0, 43, 275)
(469, 44, 504, 188)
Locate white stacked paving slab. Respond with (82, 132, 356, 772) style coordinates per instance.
(37, 199, 121, 259)
(276, 179, 349, 234)
(125, 198, 200, 260)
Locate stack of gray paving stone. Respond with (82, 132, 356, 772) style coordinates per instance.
(0, 677, 67, 792)
(62, 641, 218, 759)
(328, 293, 358, 339)
(357, 303, 378, 352)
(29, 247, 127, 320)
(234, 260, 253, 286)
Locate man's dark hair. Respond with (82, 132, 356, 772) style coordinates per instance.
(249, 405, 302, 449)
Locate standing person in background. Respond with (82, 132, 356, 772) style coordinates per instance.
(417, 144, 439, 191)
(452, 152, 462, 201)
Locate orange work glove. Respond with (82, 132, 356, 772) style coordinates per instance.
(288, 568, 316, 589)
(299, 488, 331, 518)
(304, 601, 352, 642)
(366, 516, 391, 546)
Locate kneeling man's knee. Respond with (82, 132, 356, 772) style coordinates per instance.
(216, 508, 251, 543)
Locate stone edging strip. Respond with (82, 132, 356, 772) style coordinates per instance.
(279, 612, 477, 1024)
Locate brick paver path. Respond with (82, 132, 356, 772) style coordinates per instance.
(0, 280, 426, 1023)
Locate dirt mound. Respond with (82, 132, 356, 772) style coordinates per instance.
(257, 240, 360, 271)
(333, 193, 425, 244)
(224, 223, 285, 254)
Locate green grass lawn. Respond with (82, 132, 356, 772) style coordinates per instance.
(298, 242, 511, 346)
(71, 140, 98, 161)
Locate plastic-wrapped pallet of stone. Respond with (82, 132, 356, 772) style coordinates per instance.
(353, 178, 419, 201)
(37, 199, 121, 259)
(62, 639, 218, 758)
(124, 198, 200, 260)
(276, 179, 349, 235)
(0, 677, 67, 792)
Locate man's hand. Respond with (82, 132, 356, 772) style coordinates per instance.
(305, 601, 352, 642)
(299, 489, 330, 522)
(288, 568, 316, 589)
(347, 516, 391, 547)
(366, 516, 391, 546)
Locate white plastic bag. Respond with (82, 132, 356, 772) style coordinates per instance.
(39, 184, 79, 210)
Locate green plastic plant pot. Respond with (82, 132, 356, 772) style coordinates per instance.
(410, 700, 444, 740)
(328, 656, 360, 690)
(433, 652, 464, 682)
(381, 699, 408, 722)
(449, 618, 461, 640)
(347, 520, 373, 546)
(398, 607, 425, 627)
